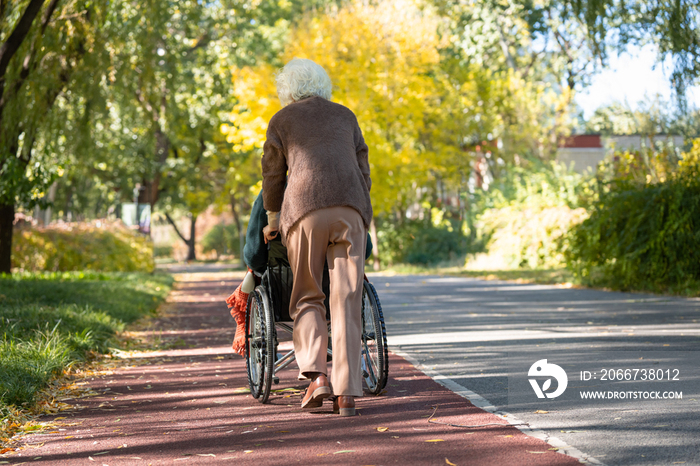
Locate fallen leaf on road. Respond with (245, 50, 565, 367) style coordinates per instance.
(88, 457, 95, 461)
(93, 451, 110, 455)
(391, 436, 400, 439)
(527, 451, 546, 454)
(376, 427, 389, 432)
(500, 435, 513, 438)
(129, 458, 142, 460)
(64, 436, 75, 439)
(333, 450, 355, 454)
(426, 439, 444, 442)
(446, 459, 457, 466)
(196, 454, 215, 457)
(244, 450, 253, 454)
(533, 410, 549, 414)
(549, 448, 559, 451)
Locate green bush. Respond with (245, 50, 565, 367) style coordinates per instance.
(377, 218, 467, 266)
(201, 223, 240, 257)
(468, 159, 590, 269)
(154, 245, 173, 258)
(12, 221, 154, 272)
(477, 205, 588, 269)
(566, 175, 700, 292)
(471, 158, 589, 212)
(0, 272, 172, 409)
(405, 224, 468, 265)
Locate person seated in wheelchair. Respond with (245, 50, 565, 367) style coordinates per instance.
(226, 188, 373, 355)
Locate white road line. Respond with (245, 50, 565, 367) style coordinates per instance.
(392, 349, 606, 465)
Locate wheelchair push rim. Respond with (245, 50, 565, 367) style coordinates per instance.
(361, 281, 389, 394)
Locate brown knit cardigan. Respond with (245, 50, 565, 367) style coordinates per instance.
(261, 96, 372, 238)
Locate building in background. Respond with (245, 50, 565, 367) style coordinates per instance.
(557, 134, 684, 173)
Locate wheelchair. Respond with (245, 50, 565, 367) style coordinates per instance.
(245, 241, 389, 404)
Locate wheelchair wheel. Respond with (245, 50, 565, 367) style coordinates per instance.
(361, 281, 389, 394)
(245, 288, 275, 403)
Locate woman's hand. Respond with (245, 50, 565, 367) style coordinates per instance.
(264, 211, 280, 244)
(262, 225, 278, 244)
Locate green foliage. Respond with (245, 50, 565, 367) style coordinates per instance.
(201, 223, 240, 257)
(377, 218, 468, 266)
(469, 160, 590, 269)
(584, 98, 684, 136)
(0, 332, 71, 407)
(566, 174, 700, 293)
(477, 205, 588, 269)
(472, 159, 589, 211)
(405, 225, 468, 266)
(153, 245, 174, 258)
(562, 0, 700, 103)
(12, 222, 154, 272)
(0, 0, 109, 207)
(0, 272, 172, 407)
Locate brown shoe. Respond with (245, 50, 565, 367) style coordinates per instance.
(301, 374, 331, 409)
(332, 395, 356, 417)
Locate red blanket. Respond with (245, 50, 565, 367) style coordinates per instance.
(225, 284, 249, 356)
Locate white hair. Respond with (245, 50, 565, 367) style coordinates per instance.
(275, 58, 332, 107)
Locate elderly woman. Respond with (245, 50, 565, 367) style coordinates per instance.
(261, 58, 372, 416)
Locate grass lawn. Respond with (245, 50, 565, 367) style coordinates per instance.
(0, 271, 173, 441)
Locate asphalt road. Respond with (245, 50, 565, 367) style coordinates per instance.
(377, 274, 700, 466)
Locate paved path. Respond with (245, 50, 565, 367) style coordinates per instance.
(380, 275, 700, 466)
(2, 269, 580, 465)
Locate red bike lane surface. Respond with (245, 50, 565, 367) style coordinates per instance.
(3, 271, 580, 466)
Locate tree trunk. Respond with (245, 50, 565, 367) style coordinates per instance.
(369, 217, 380, 271)
(0, 203, 15, 274)
(230, 194, 245, 268)
(186, 214, 197, 262)
(138, 129, 170, 209)
(164, 212, 196, 262)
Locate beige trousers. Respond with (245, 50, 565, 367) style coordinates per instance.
(286, 206, 366, 397)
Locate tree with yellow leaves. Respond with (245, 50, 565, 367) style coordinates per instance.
(222, 0, 575, 266)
